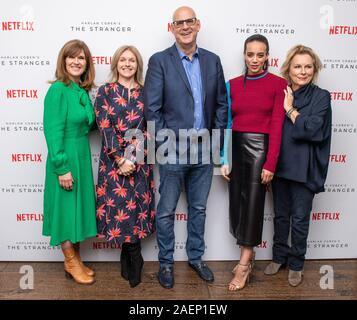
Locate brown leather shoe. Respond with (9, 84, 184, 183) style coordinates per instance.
(73, 243, 95, 276)
(62, 246, 95, 285)
(288, 270, 303, 287)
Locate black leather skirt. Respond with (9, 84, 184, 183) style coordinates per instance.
(229, 132, 268, 247)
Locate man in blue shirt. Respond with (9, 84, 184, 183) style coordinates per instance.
(144, 6, 227, 289)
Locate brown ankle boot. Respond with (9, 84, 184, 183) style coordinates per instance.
(73, 243, 95, 276)
(62, 247, 95, 285)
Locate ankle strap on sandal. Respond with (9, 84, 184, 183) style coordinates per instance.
(238, 263, 250, 267)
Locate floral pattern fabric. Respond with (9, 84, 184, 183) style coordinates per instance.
(94, 83, 155, 244)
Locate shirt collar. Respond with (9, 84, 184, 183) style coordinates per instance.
(175, 43, 199, 61)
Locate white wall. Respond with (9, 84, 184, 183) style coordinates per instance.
(0, 0, 356, 261)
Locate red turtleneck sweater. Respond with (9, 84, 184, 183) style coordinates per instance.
(229, 72, 287, 172)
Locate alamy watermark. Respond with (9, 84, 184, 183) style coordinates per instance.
(319, 5, 334, 29)
(119, 121, 231, 173)
(319, 265, 334, 290)
(19, 265, 34, 290)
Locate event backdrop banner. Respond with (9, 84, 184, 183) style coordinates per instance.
(0, 0, 356, 261)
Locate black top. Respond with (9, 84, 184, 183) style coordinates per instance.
(275, 83, 332, 193)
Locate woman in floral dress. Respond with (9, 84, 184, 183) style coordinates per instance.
(94, 45, 155, 288)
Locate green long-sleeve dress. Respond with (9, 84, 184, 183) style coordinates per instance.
(43, 80, 97, 246)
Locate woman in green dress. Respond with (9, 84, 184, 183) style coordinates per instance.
(43, 39, 97, 285)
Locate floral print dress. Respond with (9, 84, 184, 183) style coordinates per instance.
(94, 82, 155, 245)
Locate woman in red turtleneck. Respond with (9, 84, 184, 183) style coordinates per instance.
(221, 34, 286, 291)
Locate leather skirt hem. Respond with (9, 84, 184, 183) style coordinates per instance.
(229, 131, 268, 246)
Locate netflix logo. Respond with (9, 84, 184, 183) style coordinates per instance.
(330, 92, 353, 101)
(17, 213, 43, 222)
(329, 26, 357, 35)
(92, 56, 112, 65)
(176, 213, 187, 221)
(6, 89, 38, 99)
(11, 153, 42, 162)
(330, 154, 347, 163)
(268, 58, 279, 68)
(92, 241, 120, 250)
(312, 212, 340, 221)
(1, 21, 34, 31)
(257, 240, 268, 249)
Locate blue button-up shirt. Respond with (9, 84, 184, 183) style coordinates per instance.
(176, 45, 205, 130)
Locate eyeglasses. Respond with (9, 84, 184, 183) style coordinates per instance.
(172, 17, 197, 28)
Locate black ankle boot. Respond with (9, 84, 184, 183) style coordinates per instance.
(120, 244, 130, 281)
(126, 242, 144, 288)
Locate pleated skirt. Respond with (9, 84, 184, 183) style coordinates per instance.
(229, 132, 268, 247)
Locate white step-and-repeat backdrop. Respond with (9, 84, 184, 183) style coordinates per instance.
(0, 0, 356, 261)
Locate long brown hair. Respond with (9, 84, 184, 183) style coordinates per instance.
(52, 39, 95, 90)
(109, 45, 144, 86)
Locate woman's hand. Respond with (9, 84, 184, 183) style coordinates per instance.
(58, 172, 74, 191)
(220, 164, 231, 182)
(117, 159, 136, 176)
(261, 169, 274, 185)
(284, 86, 294, 112)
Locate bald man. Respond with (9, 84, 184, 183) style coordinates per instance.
(144, 6, 227, 288)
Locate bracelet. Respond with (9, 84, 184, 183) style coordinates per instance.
(286, 107, 296, 118)
(286, 106, 294, 115)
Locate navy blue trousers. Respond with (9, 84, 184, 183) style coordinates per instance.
(272, 177, 315, 271)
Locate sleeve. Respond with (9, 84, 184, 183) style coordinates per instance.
(262, 79, 286, 173)
(43, 83, 70, 175)
(143, 54, 166, 143)
(292, 91, 331, 142)
(220, 81, 232, 165)
(214, 56, 228, 151)
(94, 85, 125, 162)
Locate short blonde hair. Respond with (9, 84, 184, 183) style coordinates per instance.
(281, 45, 323, 84)
(109, 45, 144, 86)
(53, 39, 95, 91)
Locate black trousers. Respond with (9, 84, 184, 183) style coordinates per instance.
(272, 177, 315, 271)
